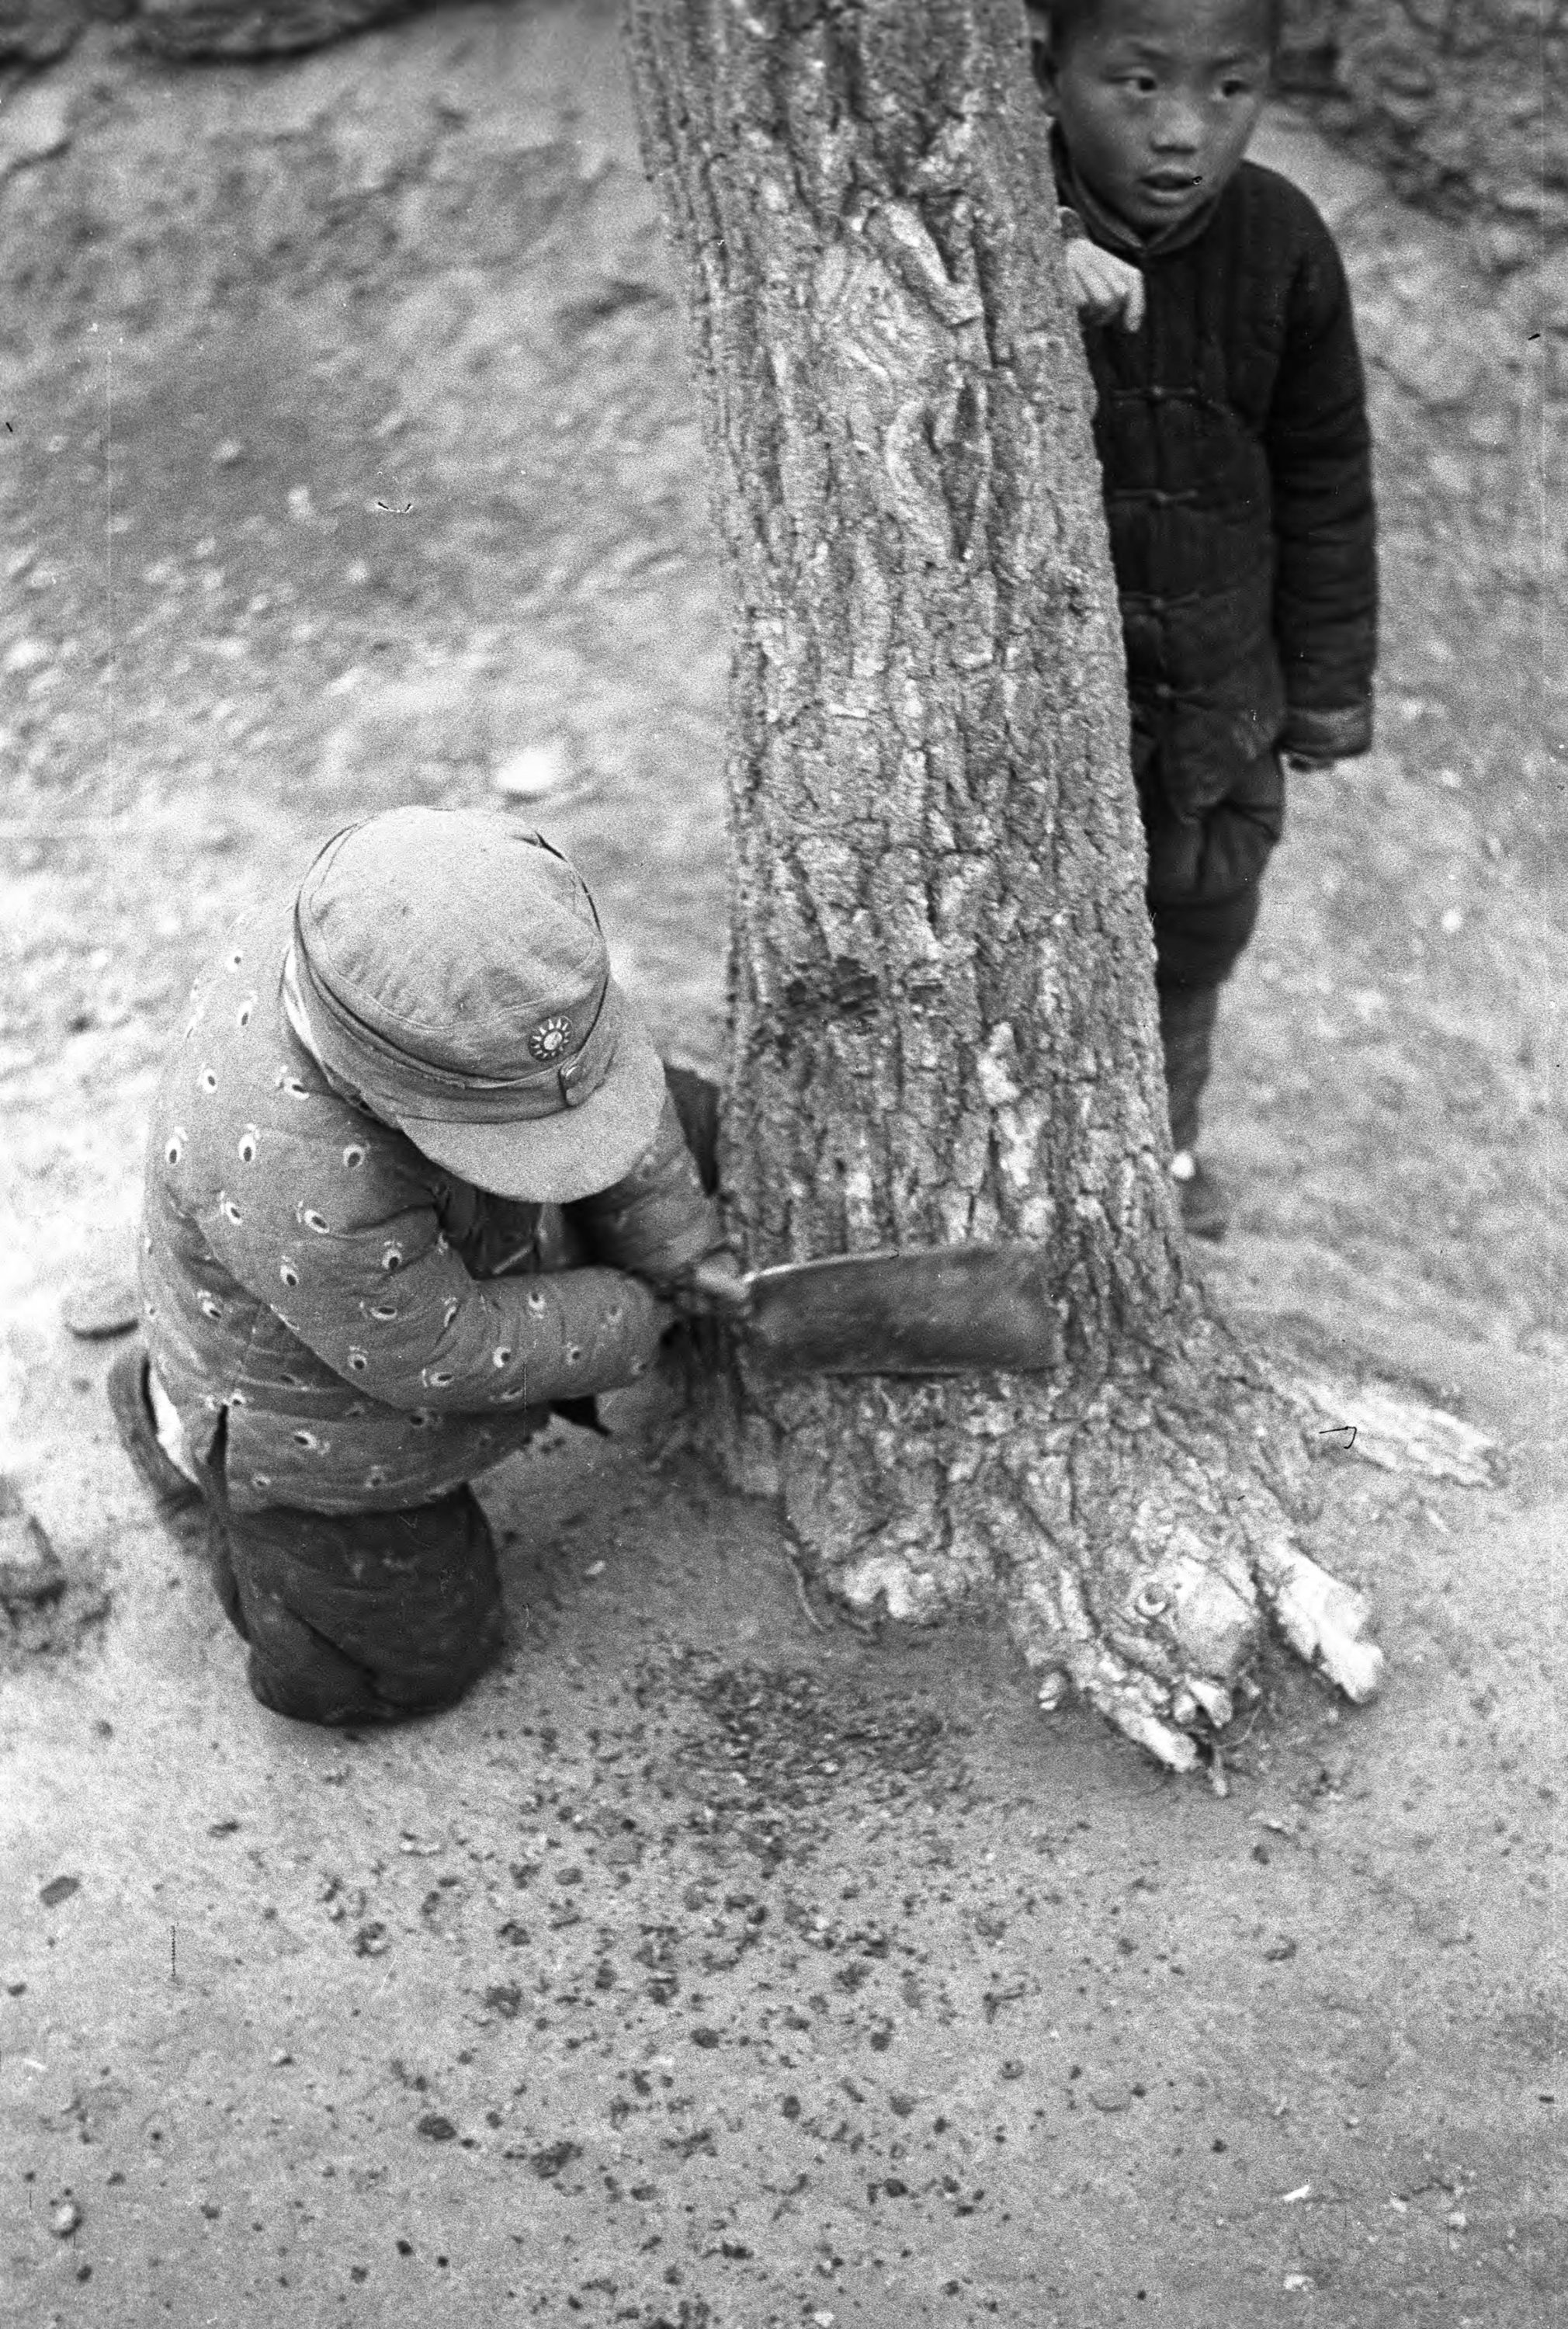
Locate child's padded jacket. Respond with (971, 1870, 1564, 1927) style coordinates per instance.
(139, 900, 721, 1515)
(1063, 151, 1377, 814)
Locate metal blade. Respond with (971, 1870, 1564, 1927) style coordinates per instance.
(742, 1243, 1061, 1376)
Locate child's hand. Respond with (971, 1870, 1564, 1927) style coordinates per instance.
(1066, 239, 1146, 332)
(1278, 750, 1341, 780)
(665, 1250, 753, 1320)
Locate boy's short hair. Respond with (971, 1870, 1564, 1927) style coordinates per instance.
(1033, 0, 1285, 59)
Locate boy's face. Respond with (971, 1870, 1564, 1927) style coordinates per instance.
(1039, 0, 1274, 237)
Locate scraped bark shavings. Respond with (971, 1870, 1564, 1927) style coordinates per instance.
(658, 1657, 970, 1866)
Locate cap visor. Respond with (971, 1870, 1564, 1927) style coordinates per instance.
(390, 992, 671, 1204)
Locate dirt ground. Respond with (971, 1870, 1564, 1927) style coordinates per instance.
(1, 6, 1563, 2325)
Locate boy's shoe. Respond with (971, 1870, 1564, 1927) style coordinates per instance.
(106, 1344, 205, 1515)
(1170, 1151, 1230, 1242)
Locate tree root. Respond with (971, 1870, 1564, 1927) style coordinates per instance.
(1252, 1536, 1384, 1704)
(728, 1312, 1390, 1778)
(1285, 1375, 1499, 1488)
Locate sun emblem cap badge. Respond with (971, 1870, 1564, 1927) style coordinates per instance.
(528, 1015, 573, 1062)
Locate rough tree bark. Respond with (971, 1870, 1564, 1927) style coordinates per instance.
(624, 0, 1383, 1775)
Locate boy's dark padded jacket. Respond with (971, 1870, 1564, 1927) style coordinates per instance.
(1066, 154, 1378, 814)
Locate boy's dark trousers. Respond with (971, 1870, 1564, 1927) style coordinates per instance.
(191, 1416, 507, 1727)
(1137, 741, 1285, 1154)
(111, 1347, 508, 1727)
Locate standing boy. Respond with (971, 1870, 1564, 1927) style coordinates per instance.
(1032, 0, 1378, 1236)
(110, 807, 744, 1727)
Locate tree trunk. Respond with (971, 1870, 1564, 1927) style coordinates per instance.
(625, 0, 1382, 1773)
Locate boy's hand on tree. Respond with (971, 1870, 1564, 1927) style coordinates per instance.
(663, 1249, 754, 1320)
(1066, 240, 1145, 332)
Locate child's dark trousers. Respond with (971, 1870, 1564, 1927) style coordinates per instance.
(1138, 742, 1285, 1151)
(194, 1417, 505, 1726)
(109, 1352, 508, 1729)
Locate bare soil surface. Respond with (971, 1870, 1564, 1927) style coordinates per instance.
(1, 9, 1562, 2326)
